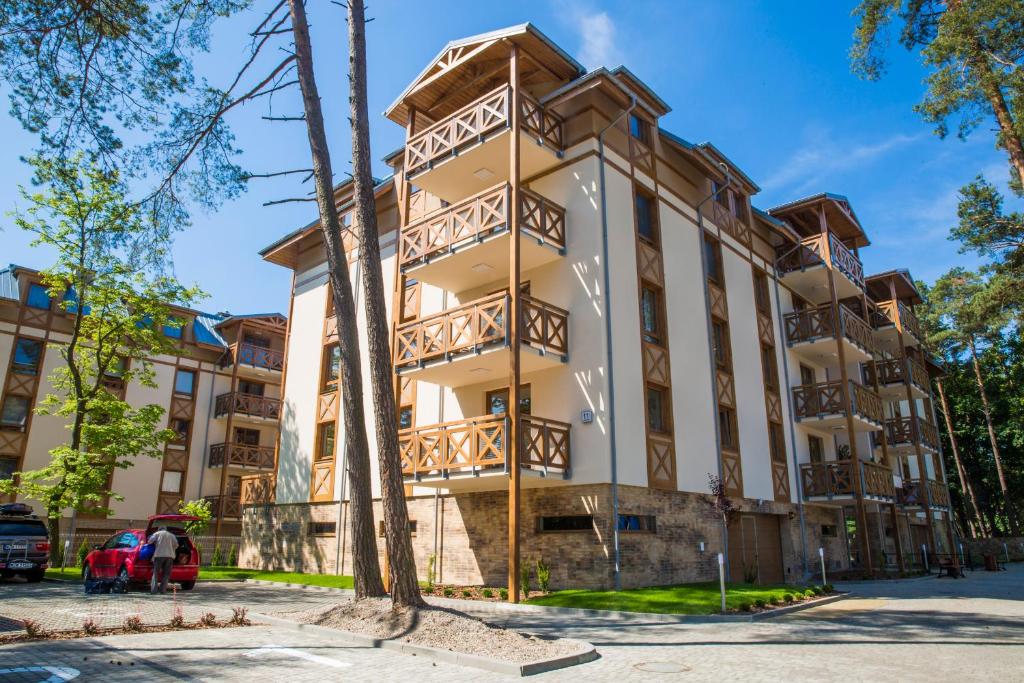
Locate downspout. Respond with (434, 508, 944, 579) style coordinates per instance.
(335, 260, 362, 575)
(598, 95, 636, 591)
(695, 164, 732, 575)
(196, 350, 220, 500)
(771, 272, 810, 578)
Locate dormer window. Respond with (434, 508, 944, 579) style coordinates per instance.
(163, 317, 185, 339)
(26, 283, 51, 310)
(629, 114, 650, 144)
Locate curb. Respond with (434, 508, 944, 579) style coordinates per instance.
(243, 578, 355, 594)
(250, 611, 598, 677)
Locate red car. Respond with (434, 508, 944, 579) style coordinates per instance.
(82, 514, 201, 590)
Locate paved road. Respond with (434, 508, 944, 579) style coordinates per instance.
(1, 565, 1021, 681)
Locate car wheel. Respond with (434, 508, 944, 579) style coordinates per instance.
(82, 565, 92, 584)
(179, 580, 195, 591)
(25, 569, 45, 583)
(115, 566, 131, 593)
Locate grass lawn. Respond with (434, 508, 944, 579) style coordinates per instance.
(45, 567, 81, 581)
(45, 565, 353, 589)
(526, 581, 821, 615)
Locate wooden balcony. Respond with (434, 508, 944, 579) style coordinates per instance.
(208, 442, 275, 470)
(877, 416, 940, 453)
(776, 233, 865, 303)
(398, 184, 566, 291)
(791, 380, 883, 431)
(872, 299, 923, 350)
(213, 392, 281, 422)
(222, 343, 284, 374)
(800, 459, 896, 503)
(240, 473, 276, 506)
(399, 414, 570, 490)
(394, 292, 568, 387)
(861, 357, 930, 398)
(403, 85, 564, 201)
(783, 303, 875, 363)
(203, 494, 241, 519)
(899, 478, 950, 509)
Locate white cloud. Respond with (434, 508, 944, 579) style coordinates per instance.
(557, 2, 622, 70)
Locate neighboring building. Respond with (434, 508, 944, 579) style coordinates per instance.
(0, 265, 286, 538)
(240, 24, 955, 588)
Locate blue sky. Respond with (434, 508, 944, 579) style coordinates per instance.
(0, 1, 1018, 315)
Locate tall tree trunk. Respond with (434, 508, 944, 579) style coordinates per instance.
(346, 0, 423, 608)
(287, 0, 384, 598)
(967, 337, 1018, 535)
(969, 42, 1024, 189)
(935, 378, 987, 537)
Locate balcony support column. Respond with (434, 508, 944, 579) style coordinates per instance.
(889, 501, 906, 573)
(507, 44, 522, 604)
(215, 321, 245, 539)
(820, 205, 873, 575)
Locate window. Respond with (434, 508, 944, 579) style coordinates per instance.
(640, 286, 662, 344)
(719, 407, 737, 450)
(316, 422, 336, 461)
(0, 396, 30, 429)
(628, 113, 649, 143)
(617, 514, 656, 533)
(768, 422, 786, 463)
(379, 520, 417, 537)
(234, 427, 260, 446)
(732, 193, 748, 222)
(13, 338, 42, 376)
(705, 238, 723, 287)
(753, 271, 771, 315)
(173, 369, 195, 396)
(322, 344, 341, 391)
(26, 283, 51, 310)
(160, 470, 182, 494)
(118, 532, 139, 549)
(821, 524, 837, 538)
(309, 521, 337, 536)
(105, 357, 127, 378)
(711, 180, 729, 208)
(712, 321, 731, 370)
(398, 405, 413, 430)
(537, 515, 594, 532)
(486, 385, 531, 417)
(635, 190, 658, 244)
(170, 419, 190, 444)
(646, 386, 668, 434)
(163, 317, 184, 339)
(0, 457, 16, 481)
(799, 364, 816, 387)
(761, 346, 778, 391)
(808, 435, 824, 464)
(243, 333, 271, 349)
(238, 379, 265, 396)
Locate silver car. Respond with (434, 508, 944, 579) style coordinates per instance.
(0, 503, 49, 582)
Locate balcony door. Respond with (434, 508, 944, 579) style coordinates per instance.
(486, 385, 531, 417)
(234, 427, 260, 446)
(238, 379, 264, 396)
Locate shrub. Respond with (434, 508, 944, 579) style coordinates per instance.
(520, 562, 532, 598)
(482, 588, 493, 598)
(536, 557, 551, 594)
(443, 587, 454, 597)
(499, 588, 508, 600)
(81, 617, 100, 635)
(811, 585, 824, 596)
(770, 595, 783, 606)
(77, 540, 90, 567)
(230, 607, 250, 626)
(823, 583, 834, 594)
(783, 593, 795, 603)
(739, 600, 753, 612)
(228, 545, 238, 567)
(753, 598, 767, 609)
(426, 553, 436, 588)
(198, 612, 217, 627)
(804, 589, 817, 599)
(123, 616, 144, 633)
(211, 544, 224, 567)
(22, 619, 46, 638)
(170, 607, 185, 628)
(461, 589, 472, 598)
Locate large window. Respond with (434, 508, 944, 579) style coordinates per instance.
(173, 369, 195, 397)
(646, 386, 668, 434)
(13, 338, 42, 376)
(25, 283, 51, 310)
(635, 189, 658, 244)
(322, 344, 341, 392)
(640, 286, 662, 344)
(317, 422, 336, 462)
(703, 234, 722, 284)
(0, 396, 30, 429)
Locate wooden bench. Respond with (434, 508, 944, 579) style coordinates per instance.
(937, 557, 964, 578)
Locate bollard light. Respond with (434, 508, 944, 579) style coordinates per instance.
(818, 547, 827, 587)
(717, 552, 726, 614)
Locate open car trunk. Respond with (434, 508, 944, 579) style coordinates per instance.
(146, 514, 199, 565)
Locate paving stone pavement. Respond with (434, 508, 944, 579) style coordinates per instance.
(1, 565, 1022, 681)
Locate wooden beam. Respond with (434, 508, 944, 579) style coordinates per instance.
(507, 44, 522, 605)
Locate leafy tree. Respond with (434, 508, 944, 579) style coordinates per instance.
(179, 498, 213, 536)
(851, 0, 1024, 190)
(0, 155, 201, 561)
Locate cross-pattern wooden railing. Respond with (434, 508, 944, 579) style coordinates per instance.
(399, 413, 570, 479)
(394, 291, 568, 368)
(827, 233, 865, 289)
(710, 200, 752, 246)
(861, 461, 896, 498)
(784, 303, 874, 353)
(229, 343, 284, 372)
(404, 85, 564, 177)
(863, 358, 904, 386)
(792, 380, 882, 423)
(908, 358, 930, 392)
(873, 299, 923, 341)
(928, 479, 950, 507)
(883, 416, 939, 450)
(398, 184, 566, 268)
(776, 233, 864, 290)
(801, 460, 855, 498)
(849, 382, 884, 424)
(203, 494, 241, 519)
(900, 478, 949, 508)
(209, 442, 275, 469)
(214, 392, 281, 420)
(240, 473, 276, 505)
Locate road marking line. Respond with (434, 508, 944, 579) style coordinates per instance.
(0, 666, 80, 682)
(244, 645, 352, 669)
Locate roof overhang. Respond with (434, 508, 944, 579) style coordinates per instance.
(768, 193, 870, 248)
(866, 269, 923, 305)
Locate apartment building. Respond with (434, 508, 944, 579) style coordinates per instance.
(0, 265, 286, 538)
(240, 24, 955, 589)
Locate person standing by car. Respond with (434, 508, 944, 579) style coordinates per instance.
(148, 526, 177, 594)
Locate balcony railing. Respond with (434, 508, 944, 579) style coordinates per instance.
(404, 85, 564, 177)
(240, 473, 276, 506)
(783, 303, 875, 353)
(873, 299, 923, 340)
(394, 292, 568, 369)
(203, 494, 241, 519)
(801, 460, 895, 499)
(776, 233, 864, 290)
(399, 413, 570, 479)
(209, 442, 275, 469)
(862, 357, 930, 392)
(214, 392, 281, 421)
(224, 343, 284, 372)
(398, 184, 566, 269)
(792, 380, 883, 424)
(883, 417, 939, 451)
(900, 478, 950, 508)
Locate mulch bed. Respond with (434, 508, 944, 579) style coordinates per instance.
(420, 584, 541, 601)
(0, 617, 256, 644)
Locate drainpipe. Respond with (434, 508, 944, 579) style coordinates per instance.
(598, 95, 636, 591)
(771, 272, 810, 578)
(335, 260, 362, 575)
(695, 164, 732, 576)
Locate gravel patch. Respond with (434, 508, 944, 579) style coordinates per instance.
(284, 598, 585, 663)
